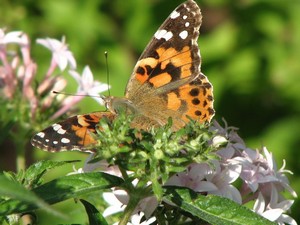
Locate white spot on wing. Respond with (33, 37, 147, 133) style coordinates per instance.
(155, 29, 173, 41)
(61, 138, 70, 144)
(57, 128, 66, 134)
(183, 15, 187, 20)
(179, 30, 188, 39)
(37, 132, 45, 138)
(45, 139, 49, 142)
(185, 22, 190, 27)
(52, 124, 62, 131)
(170, 10, 180, 19)
(53, 141, 58, 144)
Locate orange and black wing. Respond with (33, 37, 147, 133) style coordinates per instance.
(31, 112, 115, 152)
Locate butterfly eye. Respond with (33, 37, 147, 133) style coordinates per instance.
(109, 97, 138, 116)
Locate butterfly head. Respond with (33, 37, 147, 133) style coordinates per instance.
(104, 96, 138, 116)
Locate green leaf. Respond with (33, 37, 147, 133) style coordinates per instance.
(34, 172, 123, 204)
(164, 187, 277, 225)
(80, 199, 108, 225)
(0, 172, 123, 216)
(0, 174, 63, 218)
(23, 160, 81, 188)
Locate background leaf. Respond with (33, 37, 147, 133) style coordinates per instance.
(0, 172, 123, 216)
(0, 174, 63, 218)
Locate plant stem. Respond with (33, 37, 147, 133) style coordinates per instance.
(118, 192, 140, 225)
(15, 131, 26, 172)
(16, 154, 26, 171)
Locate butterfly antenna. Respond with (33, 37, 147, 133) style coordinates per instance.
(104, 51, 111, 97)
(52, 91, 105, 99)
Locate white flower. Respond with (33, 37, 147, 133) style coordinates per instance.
(37, 36, 76, 70)
(69, 66, 109, 104)
(130, 213, 156, 225)
(102, 190, 157, 224)
(102, 190, 127, 217)
(0, 29, 26, 46)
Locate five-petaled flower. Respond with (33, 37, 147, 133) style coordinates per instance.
(51, 66, 109, 119)
(37, 36, 77, 71)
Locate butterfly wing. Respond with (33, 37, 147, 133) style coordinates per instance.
(31, 112, 115, 152)
(125, 0, 214, 129)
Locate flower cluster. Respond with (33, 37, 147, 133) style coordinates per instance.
(0, 28, 108, 173)
(167, 120, 297, 225)
(77, 119, 297, 225)
(0, 28, 108, 122)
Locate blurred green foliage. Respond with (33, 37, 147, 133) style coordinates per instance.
(1, 0, 299, 224)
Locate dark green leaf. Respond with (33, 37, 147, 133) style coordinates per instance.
(80, 199, 108, 225)
(164, 187, 276, 225)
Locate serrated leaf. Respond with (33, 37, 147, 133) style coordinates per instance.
(24, 160, 80, 188)
(0, 172, 123, 216)
(80, 199, 108, 225)
(164, 187, 277, 225)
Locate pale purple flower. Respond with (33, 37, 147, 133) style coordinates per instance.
(227, 146, 297, 203)
(166, 161, 242, 204)
(1, 29, 109, 125)
(229, 149, 267, 193)
(1, 32, 31, 101)
(0, 29, 25, 98)
(166, 163, 212, 191)
(82, 154, 123, 177)
(23, 63, 38, 118)
(211, 121, 297, 224)
(37, 36, 76, 71)
(211, 119, 245, 145)
(262, 148, 297, 198)
(254, 189, 297, 225)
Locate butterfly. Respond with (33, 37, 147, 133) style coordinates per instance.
(31, 0, 214, 153)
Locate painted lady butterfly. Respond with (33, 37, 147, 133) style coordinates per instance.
(31, 0, 214, 152)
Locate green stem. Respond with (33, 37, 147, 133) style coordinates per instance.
(14, 129, 27, 172)
(16, 154, 26, 171)
(118, 192, 140, 225)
